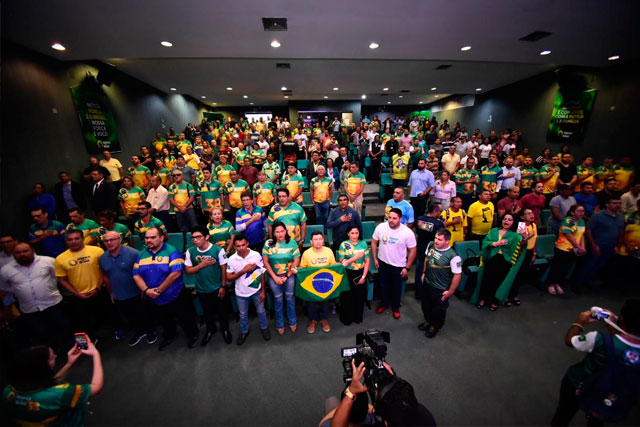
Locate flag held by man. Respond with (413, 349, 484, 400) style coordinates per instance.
(295, 263, 350, 301)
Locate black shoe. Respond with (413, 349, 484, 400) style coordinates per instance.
(418, 322, 430, 331)
(223, 330, 232, 344)
(129, 332, 147, 347)
(236, 332, 249, 346)
(201, 330, 214, 347)
(187, 335, 199, 349)
(261, 328, 271, 341)
(158, 336, 176, 351)
(425, 326, 439, 338)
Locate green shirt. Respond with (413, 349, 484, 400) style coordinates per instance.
(92, 222, 132, 245)
(223, 179, 250, 209)
(186, 243, 226, 292)
(133, 216, 166, 239)
(337, 240, 370, 271)
(196, 179, 222, 211)
(262, 239, 301, 275)
(207, 220, 236, 248)
(168, 182, 195, 210)
(479, 164, 502, 193)
(263, 161, 281, 182)
(453, 168, 479, 195)
(253, 181, 276, 208)
(519, 167, 539, 189)
(425, 244, 461, 290)
(2, 383, 91, 426)
(66, 219, 99, 244)
(267, 202, 307, 242)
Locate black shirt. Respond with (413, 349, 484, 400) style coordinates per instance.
(385, 139, 399, 156)
(281, 140, 297, 156)
(415, 215, 444, 254)
(559, 162, 577, 183)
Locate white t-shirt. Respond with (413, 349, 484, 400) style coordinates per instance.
(478, 144, 492, 159)
(372, 222, 417, 267)
(226, 249, 266, 297)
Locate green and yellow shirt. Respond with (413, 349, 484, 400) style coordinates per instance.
(262, 239, 301, 275)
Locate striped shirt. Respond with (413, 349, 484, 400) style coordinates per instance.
(132, 243, 184, 305)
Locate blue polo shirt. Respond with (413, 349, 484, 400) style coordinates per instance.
(99, 245, 140, 301)
(28, 220, 66, 258)
(236, 205, 265, 245)
(574, 193, 598, 217)
(587, 210, 625, 251)
(385, 199, 415, 225)
(408, 169, 435, 198)
(132, 243, 184, 305)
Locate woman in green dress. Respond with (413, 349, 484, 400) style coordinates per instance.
(337, 226, 370, 325)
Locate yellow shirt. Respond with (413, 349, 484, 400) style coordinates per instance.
(345, 172, 366, 196)
(184, 153, 200, 170)
(99, 158, 123, 181)
(311, 177, 332, 203)
(440, 208, 468, 244)
(525, 223, 538, 250)
(467, 201, 495, 236)
(300, 246, 336, 268)
(54, 246, 104, 294)
(391, 154, 410, 179)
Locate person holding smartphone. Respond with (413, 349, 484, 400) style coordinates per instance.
(2, 338, 103, 426)
(337, 226, 370, 326)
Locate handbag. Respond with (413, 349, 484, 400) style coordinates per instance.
(462, 248, 481, 275)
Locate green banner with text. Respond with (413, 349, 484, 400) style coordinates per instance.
(71, 80, 121, 154)
(546, 89, 596, 143)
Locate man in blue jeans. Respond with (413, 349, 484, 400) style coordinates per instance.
(225, 233, 270, 345)
(371, 208, 417, 319)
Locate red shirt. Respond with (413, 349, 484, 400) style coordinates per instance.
(238, 166, 259, 187)
(496, 197, 522, 215)
(520, 193, 546, 225)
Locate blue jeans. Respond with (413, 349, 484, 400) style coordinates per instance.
(267, 275, 297, 329)
(236, 292, 268, 334)
(308, 301, 329, 321)
(314, 200, 330, 227)
(379, 260, 404, 311)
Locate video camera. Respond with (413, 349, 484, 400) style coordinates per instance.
(342, 329, 391, 400)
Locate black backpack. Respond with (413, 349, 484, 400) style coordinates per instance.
(577, 334, 640, 422)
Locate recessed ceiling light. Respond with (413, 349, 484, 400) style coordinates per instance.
(475, 88, 482, 91)
(160, 41, 173, 47)
(369, 42, 379, 49)
(460, 46, 471, 51)
(540, 50, 551, 56)
(361, 94, 367, 99)
(170, 87, 177, 91)
(383, 87, 389, 91)
(284, 95, 289, 99)
(243, 95, 248, 99)
(271, 40, 281, 48)
(431, 87, 437, 91)
(419, 101, 423, 104)
(51, 43, 66, 51)
(608, 55, 620, 61)
(226, 87, 233, 91)
(324, 96, 328, 99)
(201, 96, 206, 99)
(250, 102, 254, 105)
(398, 95, 403, 98)
(387, 101, 391, 104)
(212, 102, 217, 105)
(281, 86, 287, 91)
(434, 95, 439, 98)
(333, 87, 339, 91)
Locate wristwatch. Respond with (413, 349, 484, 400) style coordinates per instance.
(344, 387, 356, 400)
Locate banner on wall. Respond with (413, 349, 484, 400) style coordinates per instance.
(546, 89, 597, 143)
(70, 79, 121, 154)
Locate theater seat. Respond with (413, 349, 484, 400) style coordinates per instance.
(454, 240, 480, 292)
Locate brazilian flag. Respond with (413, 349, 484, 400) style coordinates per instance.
(295, 264, 350, 302)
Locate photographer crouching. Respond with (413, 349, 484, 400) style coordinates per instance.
(321, 330, 436, 427)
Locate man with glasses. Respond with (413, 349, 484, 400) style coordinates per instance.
(133, 202, 167, 240)
(168, 170, 198, 234)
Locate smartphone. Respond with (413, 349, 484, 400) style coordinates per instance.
(517, 222, 526, 233)
(74, 332, 89, 350)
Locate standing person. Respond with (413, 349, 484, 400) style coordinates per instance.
(196, 168, 222, 215)
(471, 213, 525, 311)
(557, 153, 578, 188)
(385, 187, 415, 227)
(132, 227, 199, 351)
(326, 194, 363, 252)
(185, 226, 232, 346)
(300, 231, 336, 333)
(518, 156, 539, 196)
(235, 192, 265, 252)
(99, 231, 154, 345)
(337, 226, 370, 326)
(253, 170, 276, 215)
(509, 208, 538, 305)
(65, 208, 98, 246)
(466, 190, 495, 241)
(118, 176, 146, 228)
(496, 186, 522, 219)
(310, 165, 334, 228)
(54, 230, 105, 342)
(369, 134, 383, 183)
(263, 153, 281, 185)
(226, 233, 270, 345)
(573, 182, 598, 218)
(431, 170, 457, 210)
(520, 182, 546, 226)
(419, 229, 462, 338)
(408, 159, 435, 219)
(496, 156, 521, 199)
(551, 301, 640, 427)
(344, 163, 366, 216)
(305, 151, 326, 182)
(168, 169, 198, 234)
(128, 155, 151, 190)
(281, 163, 305, 205)
(267, 188, 308, 247)
(596, 178, 621, 210)
(540, 155, 561, 206)
(453, 157, 480, 210)
(207, 207, 236, 253)
(440, 196, 467, 245)
(440, 145, 461, 176)
(391, 145, 411, 188)
(133, 201, 167, 241)
(147, 175, 171, 229)
(546, 205, 587, 295)
(613, 155, 635, 193)
(28, 207, 66, 258)
(214, 154, 235, 186)
(415, 203, 445, 300)
(621, 182, 640, 215)
(594, 157, 615, 192)
(223, 170, 250, 221)
(371, 208, 417, 319)
(262, 221, 300, 335)
(92, 210, 134, 247)
(89, 169, 119, 216)
(573, 156, 595, 193)
(0, 242, 71, 349)
(0, 233, 17, 269)
(548, 184, 577, 235)
(54, 171, 86, 223)
(479, 153, 503, 200)
(2, 341, 103, 426)
(99, 150, 124, 189)
(238, 158, 259, 187)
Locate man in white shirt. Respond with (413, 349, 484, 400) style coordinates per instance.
(147, 175, 171, 230)
(496, 156, 522, 199)
(621, 183, 640, 215)
(371, 209, 417, 319)
(0, 242, 71, 348)
(441, 145, 461, 175)
(0, 233, 17, 269)
(225, 233, 270, 345)
(460, 148, 478, 170)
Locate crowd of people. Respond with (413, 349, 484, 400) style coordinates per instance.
(1, 113, 639, 425)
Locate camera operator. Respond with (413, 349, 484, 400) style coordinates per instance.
(331, 360, 436, 426)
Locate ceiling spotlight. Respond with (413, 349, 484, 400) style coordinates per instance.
(361, 94, 367, 99)
(419, 101, 423, 104)
(271, 40, 281, 48)
(398, 95, 403, 98)
(160, 41, 173, 47)
(434, 95, 439, 98)
(243, 95, 248, 99)
(201, 96, 206, 99)
(324, 96, 328, 99)
(369, 42, 379, 49)
(475, 88, 482, 91)
(51, 43, 66, 51)
(250, 102, 254, 105)
(431, 87, 437, 91)
(387, 101, 391, 104)
(226, 87, 233, 91)
(281, 86, 287, 91)
(540, 50, 551, 55)
(212, 102, 217, 105)
(608, 55, 620, 61)
(383, 87, 389, 91)
(284, 95, 289, 99)
(170, 88, 177, 91)
(333, 87, 339, 91)
(460, 46, 471, 51)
